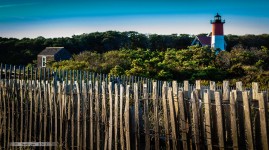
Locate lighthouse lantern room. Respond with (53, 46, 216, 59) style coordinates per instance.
(211, 13, 225, 50)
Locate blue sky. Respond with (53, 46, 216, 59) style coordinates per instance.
(0, 0, 269, 38)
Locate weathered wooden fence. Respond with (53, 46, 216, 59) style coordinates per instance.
(0, 64, 268, 149)
(0, 78, 268, 150)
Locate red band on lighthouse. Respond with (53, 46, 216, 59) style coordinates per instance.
(212, 23, 224, 35)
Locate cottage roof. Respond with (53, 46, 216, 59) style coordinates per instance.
(38, 47, 65, 56)
(197, 35, 211, 46)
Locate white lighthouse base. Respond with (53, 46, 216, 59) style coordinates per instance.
(211, 35, 225, 50)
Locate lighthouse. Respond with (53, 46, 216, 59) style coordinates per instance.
(211, 13, 225, 50)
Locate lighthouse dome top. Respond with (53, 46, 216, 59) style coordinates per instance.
(211, 13, 225, 24)
(215, 13, 221, 20)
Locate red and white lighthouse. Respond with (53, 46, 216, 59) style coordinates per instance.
(211, 13, 225, 50)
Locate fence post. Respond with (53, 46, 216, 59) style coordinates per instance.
(252, 82, 259, 101)
(204, 89, 212, 150)
(43, 80, 48, 148)
(230, 91, 239, 149)
(108, 82, 113, 150)
(102, 81, 108, 150)
(134, 83, 140, 150)
(48, 82, 53, 150)
(210, 81, 215, 100)
(258, 92, 269, 150)
(6, 80, 10, 149)
(168, 87, 177, 150)
(242, 91, 254, 149)
(184, 80, 192, 149)
(191, 90, 200, 150)
(178, 90, 188, 150)
(223, 81, 229, 101)
(11, 78, 15, 148)
(69, 79, 74, 150)
(222, 80, 232, 144)
(64, 81, 69, 149)
(172, 81, 179, 121)
(125, 85, 131, 150)
(0, 79, 2, 145)
(195, 80, 201, 98)
(56, 81, 62, 149)
(2, 78, 7, 148)
(161, 82, 169, 149)
(81, 82, 88, 150)
(215, 91, 225, 149)
(236, 81, 243, 91)
(19, 80, 24, 143)
(120, 84, 125, 150)
(153, 82, 159, 150)
(222, 81, 232, 143)
(75, 81, 81, 149)
(88, 81, 93, 150)
(143, 84, 150, 150)
(114, 84, 119, 150)
(38, 81, 43, 143)
(184, 80, 189, 99)
(95, 81, 100, 150)
(33, 80, 38, 143)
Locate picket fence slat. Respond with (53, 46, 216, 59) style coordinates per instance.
(19, 80, 24, 143)
(89, 81, 93, 150)
(258, 92, 269, 150)
(11, 80, 15, 150)
(95, 81, 100, 150)
(143, 83, 150, 150)
(153, 82, 159, 150)
(230, 91, 238, 150)
(44, 81, 48, 148)
(243, 91, 254, 150)
(108, 82, 113, 150)
(102, 81, 108, 150)
(119, 85, 125, 150)
(114, 84, 119, 150)
(161, 82, 170, 150)
(204, 89, 212, 150)
(3, 80, 7, 148)
(179, 90, 188, 150)
(172, 81, 179, 120)
(125, 85, 131, 150)
(191, 90, 200, 150)
(215, 91, 225, 149)
(0, 80, 3, 148)
(168, 87, 177, 150)
(82, 83, 87, 150)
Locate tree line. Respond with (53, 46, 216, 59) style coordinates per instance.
(1, 31, 269, 65)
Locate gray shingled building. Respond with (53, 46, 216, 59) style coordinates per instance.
(37, 47, 71, 68)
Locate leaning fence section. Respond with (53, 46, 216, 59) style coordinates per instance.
(0, 78, 268, 150)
